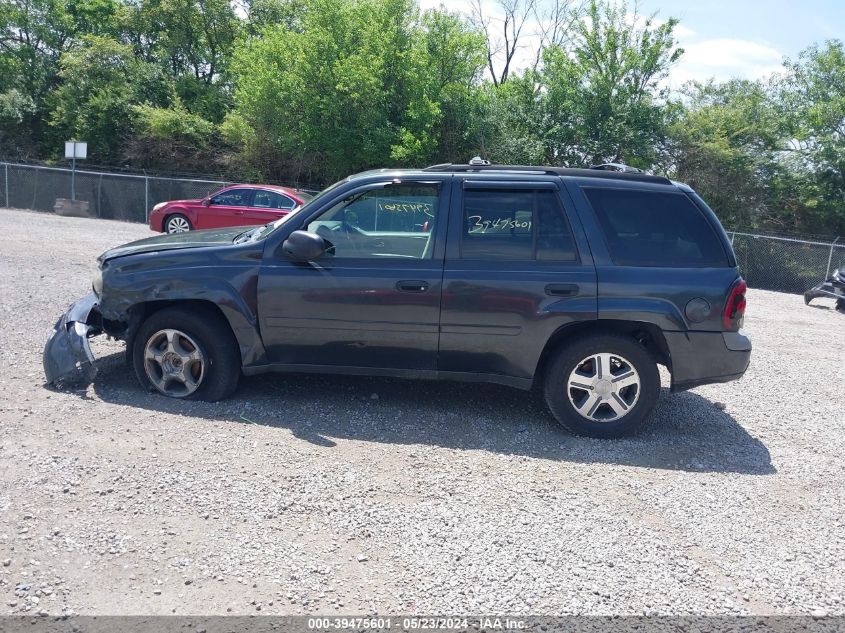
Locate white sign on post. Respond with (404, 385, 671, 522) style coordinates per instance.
(65, 141, 87, 159)
(65, 140, 87, 201)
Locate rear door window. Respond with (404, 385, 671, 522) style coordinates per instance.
(252, 190, 296, 210)
(461, 189, 577, 261)
(582, 188, 729, 267)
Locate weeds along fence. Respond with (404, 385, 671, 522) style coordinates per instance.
(1, 161, 843, 295)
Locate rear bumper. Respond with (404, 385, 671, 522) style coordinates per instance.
(43, 293, 102, 387)
(666, 330, 751, 393)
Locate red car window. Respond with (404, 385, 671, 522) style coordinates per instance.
(252, 190, 296, 210)
(210, 189, 252, 206)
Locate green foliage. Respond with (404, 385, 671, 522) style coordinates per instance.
(669, 79, 785, 229)
(474, 73, 546, 165)
(244, 0, 310, 33)
(542, 0, 682, 167)
(133, 103, 213, 144)
(1, 0, 844, 235)
(667, 41, 845, 235)
(0, 88, 36, 156)
(49, 36, 173, 162)
(125, 103, 216, 170)
(232, 0, 486, 183)
(395, 8, 487, 164)
(778, 41, 845, 235)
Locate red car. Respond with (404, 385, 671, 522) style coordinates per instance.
(149, 185, 313, 233)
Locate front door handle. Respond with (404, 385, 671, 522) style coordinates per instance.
(397, 280, 429, 293)
(234, 210, 245, 215)
(545, 283, 579, 297)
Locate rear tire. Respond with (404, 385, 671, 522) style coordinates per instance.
(165, 214, 192, 233)
(132, 306, 240, 401)
(543, 333, 660, 438)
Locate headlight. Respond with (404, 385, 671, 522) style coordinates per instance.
(152, 202, 166, 212)
(92, 268, 103, 296)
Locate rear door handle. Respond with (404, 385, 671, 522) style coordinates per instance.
(545, 283, 579, 297)
(397, 280, 429, 293)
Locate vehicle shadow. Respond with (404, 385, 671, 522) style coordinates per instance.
(76, 352, 774, 475)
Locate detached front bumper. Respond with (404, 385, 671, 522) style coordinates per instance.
(43, 293, 102, 387)
(804, 280, 845, 305)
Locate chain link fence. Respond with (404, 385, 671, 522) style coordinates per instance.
(0, 161, 237, 223)
(729, 231, 844, 294)
(2, 161, 843, 294)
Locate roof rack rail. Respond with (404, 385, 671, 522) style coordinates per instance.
(421, 162, 671, 184)
(423, 163, 562, 176)
(590, 162, 643, 173)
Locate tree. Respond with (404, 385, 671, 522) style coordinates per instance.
(118, 0, 239, 121)
(778, 41, 845, 235)
(232, 0, 404, 182)
(0, 88, 36, 156)
(473, 71, 546, 164)
(49, 35, 174, 162)
(542, 0, 682, 167)
(668, 79, 785, 230)
(243, 0, 309, 34)
(1, 0, 74, 98)
(469, 0, 581, 86)
(394, 8, 487, 164)
(231, 0, 485, 183)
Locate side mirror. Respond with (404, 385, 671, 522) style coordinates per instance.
(282, 230, 327, 261)
(201, 198, 211, 207)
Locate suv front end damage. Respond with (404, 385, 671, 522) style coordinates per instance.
(43, 292, 103, 387)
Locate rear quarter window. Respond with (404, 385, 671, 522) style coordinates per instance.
(582, 188, 729, 267)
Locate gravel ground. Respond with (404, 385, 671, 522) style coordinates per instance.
(0, 207, 843, 617)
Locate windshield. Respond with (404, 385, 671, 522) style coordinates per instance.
(234, 179, 347, 243)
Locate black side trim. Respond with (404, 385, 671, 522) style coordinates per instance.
(242, 363, 533, 390)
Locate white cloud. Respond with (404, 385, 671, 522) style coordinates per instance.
(418, 0, 786, 86)
(668, 37, 784, 87)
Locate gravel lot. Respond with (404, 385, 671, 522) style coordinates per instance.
(0, 207, 843, 617)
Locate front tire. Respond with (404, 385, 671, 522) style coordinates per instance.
(543, 333, 660, 438)
(132, 306, 240, 401)
(165, 214, 192, 233)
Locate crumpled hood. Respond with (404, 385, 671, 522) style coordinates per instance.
(98, 226, 249, 263)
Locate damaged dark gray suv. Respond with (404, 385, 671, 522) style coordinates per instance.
(44, 163, 751, 438)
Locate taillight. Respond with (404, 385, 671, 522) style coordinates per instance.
(723, 278, 747, 330)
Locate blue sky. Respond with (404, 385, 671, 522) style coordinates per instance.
(637, 0, 845, 85)
(419, 0, 845, 85)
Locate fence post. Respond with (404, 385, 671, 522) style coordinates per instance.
(145, 176, 149, 222)
(4, 163, 8, 208)
(826, 237, 840, 279)
(97, 174, 102, 218)
(730, 232, 735, 245)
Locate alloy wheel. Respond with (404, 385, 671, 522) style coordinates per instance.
(567, 353, 641, 422)
(143, 328, 205, 397)
(166, 216, 190, 233)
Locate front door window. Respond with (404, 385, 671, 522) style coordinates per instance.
(305, 184, 439, 259)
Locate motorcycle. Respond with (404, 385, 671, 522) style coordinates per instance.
(804, 266, 845, 312)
